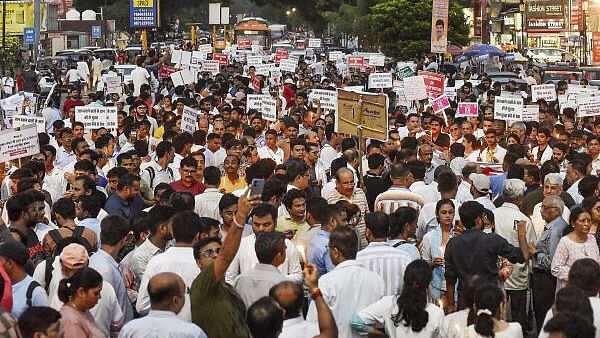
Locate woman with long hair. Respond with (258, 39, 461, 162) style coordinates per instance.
(463, 134, 481, 162)
(58, 267, 105, 338)
(421, 199, 455, 304)
(551, 206, 600, 291)
(581, 196, 600, 248)
(351, 260, 444, 337)
(537, 286, 594, 338)
(441, 275, 483, 338)
(464, 284, 523, 337)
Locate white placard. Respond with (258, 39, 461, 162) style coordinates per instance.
(402, 76, 428, 101)
(494, 95, 523, 121)
(0, 124, 39, 162)
(328, 51, 344, 62)
(247, 94, 265, 112)
(368, 55, 385, 67)
(180, 51, 192, 66)
(180, 68, 195, 85)
(522, 105, 540, 121)
(75, 106, 118, 129)
(577, 95, 600, 116)
(311, 89, 337, 112)
(0, 93, 24, 116)
(171, 50, 182, 65)
(531, 84, 557, 102)
(200, 60, 220, 74)
(279, 59, 298, 72)
(444, 87, 457, 101)
(254, 64, 270, 76)
(247, 55, 263, 66)
(368, 73, 393, 89)
(12, 115, 45, 132)
(191, 51, 207, 64)
(181, 106, 198, 134)
(198, 44, 212, 54)
(308, 38, 322, 48)
(170, 71, 185, 87)
(261, 96, 277, 122)
(105, 76, 122, 94)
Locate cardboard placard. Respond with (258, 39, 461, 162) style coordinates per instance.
(198, 44, 212, 53)
(522, 105, 540, 121)
(336, 88, 388, 141)
(246, 94, 265, 112)
(456, 102, 478, 117)
(159, 65, 178, 79)
(396, 66, 415, 80)
(181, 106, 198, 134)
(0, 124, 39, 162)
(368, 73, 393, 89)
(212, 53, 229, 65)
(105, 76, 122, 94)
(238, 39, 252, 49)
(310, 89, 338, 112)
(275, 49, 289, 63)
(494, 95, 523, 120)
(348, 56, 365, 68)
(328, 51, 344, 62)
(577, 95, 600, 116)
(247, 55, 263, 66)
(180, 51, 192, 66)
(431, 95, 450, 113)
(368, 55, 385, 67)
(417, 70, 445, 98)
(261, 96, 277, 122)
(75, 106, 118, 129)
(191, 51, 207, 64)
(279, 59, 298, 72)
(531, 84, 557, 102)
(12, 115, 45, 132)
(402, 76, 428, 101)
(308, 38, 322, 48)
(0, 93, 24, 116)
(200, 60, 220, 74)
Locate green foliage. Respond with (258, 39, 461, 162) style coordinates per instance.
(0, 38, 23, 71)
(102, 0, 130, 31)
(370, 0, 469, 59)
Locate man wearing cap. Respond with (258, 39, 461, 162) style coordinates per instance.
(492, 179, 537, 333)
(469, 173, 495, 211)
(32, 243, 124, 336)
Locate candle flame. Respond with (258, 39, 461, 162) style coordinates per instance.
(297, 244, 307, 264)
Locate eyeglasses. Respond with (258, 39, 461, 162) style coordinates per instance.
(200, 248, 220, 258)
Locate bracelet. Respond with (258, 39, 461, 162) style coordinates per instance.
(310, 288, 322, 300)
(232, 215, 245, 229)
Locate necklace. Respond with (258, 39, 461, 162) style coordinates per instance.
(67, 301, 83, 312)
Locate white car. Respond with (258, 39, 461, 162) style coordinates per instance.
(525, 48, 568, 63)
(114, 64, 136, 84)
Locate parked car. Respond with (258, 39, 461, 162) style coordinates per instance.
(525, 48, 572, 64)
(93, 48, 118, 61)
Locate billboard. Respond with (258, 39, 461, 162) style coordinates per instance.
(526, 0, 565, 32)
(130, 0, 159, 28)
(431, 0, 449, 53)
(0, 2, 34, 35)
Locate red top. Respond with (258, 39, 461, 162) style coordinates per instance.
(170, 180, 206, 196)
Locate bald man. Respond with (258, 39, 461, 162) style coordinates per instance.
(119, 272, 207, 338)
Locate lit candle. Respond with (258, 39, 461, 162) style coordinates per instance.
(438, 298, 444, 309)
(296, 244, 307, 264)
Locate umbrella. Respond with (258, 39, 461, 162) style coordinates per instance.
(462, 44, 506, 58)
(447, 44, 463, 57)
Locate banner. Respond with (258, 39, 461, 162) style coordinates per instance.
(403, 76, 428, 101)
(348, 56, 365, 68)
(368, 73, 393, 89)
(456, 102, 479, 117)
(577, 95, 600, 116)
(526, 0, 565, 32)
(431, 0, 449, 53)
(336, 89, 388, 141)
(0, 125, 39, 162)
(531, 84, 557, 102)
(310, 89, 338, 112)
(75, 106, 118, 129)
(130, 0, 159, 28)
(494, 96, 523, 120)
(431, 95, 450, 113)
(417, 70, 445, 97)
(0, 3, 34, 35)
(594, 32, 600, 64)
(181, 106, 198, 134)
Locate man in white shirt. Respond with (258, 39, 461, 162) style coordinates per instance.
(306, 226, 385, 338)
(76, 56, 90, 89)
(531, 173, 571, 237)
(319, 124, 341, 170)
(408, 161, 439, 204)
(137, 210, 202, 321)
(356, 212, 412, 296)
(141, 141, 175, 191)
(204, 133, 227, 168)
(131, 58, 150, 97)
(120, 273, 207, 338)
(41, 145, 67, 203)
(225, 203, 303, 284)
(565, 159, 586, 205)
(194, 167, 223, 222)
(258, 129, 284, 165)
(469, 173, 495, 211)
(54, 128, 76, 170)
(1, 71, 14, 97)
(480, 129, 507, 164)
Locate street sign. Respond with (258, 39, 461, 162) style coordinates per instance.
(23, 28, 35, 44)
(91, 26, 101, 39)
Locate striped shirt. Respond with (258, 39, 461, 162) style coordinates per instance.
(374, 186, 424, 215)
(356, 242, 412, 296)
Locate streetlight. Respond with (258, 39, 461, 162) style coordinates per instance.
(582, 0, 589, 65)
(519, 0, 525, 51)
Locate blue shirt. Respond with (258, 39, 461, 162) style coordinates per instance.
(307, 230, 335, 276)
(534, 216, 569, 271)
(12, 275, 48, 318)
(104, 194, 144, 221)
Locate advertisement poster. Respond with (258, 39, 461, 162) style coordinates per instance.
(431, 0, 449, 53)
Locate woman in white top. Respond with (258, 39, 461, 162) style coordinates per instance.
(441, 275, 483, 338)
(537, 285, 595, 338)
(464, 284, 523, 338)
(350, 260, 445, 337)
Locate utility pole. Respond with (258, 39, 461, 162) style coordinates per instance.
(34, 0, 40, 61)
(2, 0, 6, 73)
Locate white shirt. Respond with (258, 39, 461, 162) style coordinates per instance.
(441, 309, 469, 338)
(306, 260, 384, 338)
(409, 181, 440, 204)
(566, 178, 584, 204)
(531, 202, 570, 239)
(204, 147, 227, 168)
(319, 143, 339, 170)
(475, 196, 496, 211)
(279, 316, 319, 338)
(493, 203, 537, 290)
(356, 242, 412, 296)
(136, 246, 200, 321)
(77, 61, 90, 79)
(257, 146, 284, 165)
(355, 295, 444, 338)
(131, 66, 150, 97)
(55, 146, 75, 170)
(118, 310, 207, 338)
(456, 180, 474, 205)
(532, 145, 553, 165)
(538, 296, 600, 338)
(194, 188, 224, 223)
(225, 234, 303, 284)
(42, 106, 62, 134)
(592, 154, 600, 176)
(416, 199, 460, 241)
(478, 145, 507, 164)
(140, 160, 175, 191)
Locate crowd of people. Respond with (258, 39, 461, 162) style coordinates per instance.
(0, 47, 598, 338)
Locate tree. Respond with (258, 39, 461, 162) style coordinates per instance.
(369, 0, 469, 60)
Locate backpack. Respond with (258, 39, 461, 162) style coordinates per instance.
(43, 226, 90, 291)
(26, 280, 41, 307)
(145, 165, 174, 188)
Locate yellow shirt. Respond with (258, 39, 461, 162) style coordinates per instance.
(218, 176, 247, 193)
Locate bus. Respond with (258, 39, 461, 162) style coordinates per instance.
(234, 17, 271, 49)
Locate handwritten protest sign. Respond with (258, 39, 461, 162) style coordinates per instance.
(311, 89, 337, 112)
(578, 95, 600, 116)
(348, 56, 365, 68)
(12, 115, 45, 132)
(368, 55, 385, 67)
(279, 59, 298, 72)
(417, 70, 445, 97)
(247, 55, 263, 66)
(402, 76, 428, 101)
(308, 38, 322, 48)
(522, 105, 540, 121)
(75, 106, 118, 129)
(0, 125, 39, 162)
(105, 76, 122, 94)
(531, 84, 557, 102)
(181, 106, 198, 134)
(200, 60, 220, 74)
(368, 73, 393, 89)
(261, 96, 277, 122)
(494, 95, 523, 120)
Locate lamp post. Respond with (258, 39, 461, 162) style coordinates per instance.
(519, 0, 526, 50)
(582, 0, 589, 65)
